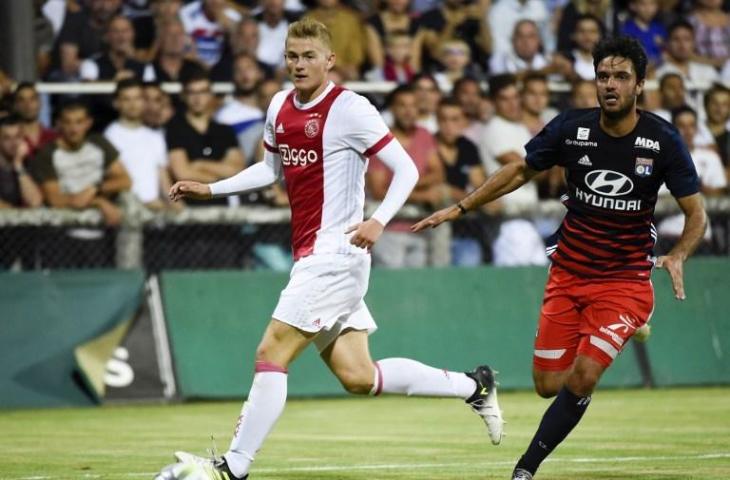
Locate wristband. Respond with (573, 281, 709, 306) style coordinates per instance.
(456, 201, 467, 215)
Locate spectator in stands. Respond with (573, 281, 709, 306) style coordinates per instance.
(365, 31, 416, 84)
(686, 0, 730, 68)
(412, 0, 491, 73)
(654, 72, 690, 120)
(434, 39, 482, 89)
(80, 15, 154, 81)
(211, 17, 275, 82)
(434, 98, 487, 266)
(12, 83, 57, 159)
(723, 57, 730, 84)
(654, 20, 720, 85)
(33, 101, 131, 222)
(306, 0, 373, 80)
(34, 0, 56, 78)
(555, 14, 604, 81)
(150, 18, 202, 82)
(490, 20, 550, 77)
(479, 74, 546, 267)
(215, 53, 265, 165)
(133, 0, 184, 60)
(166, 69, 243, 207)
(569, 78, 599, 108)
(673, 103, 727, 196)
(657, 105, 727, 253)
(619, 0, 668, 67)
(257, 77, 283, 111)
(142, 81, 174, 130)
(556, 0, 613, 53)
(704, 83, 730, 178)
(105, 79, 173, 210)
(488, 0, 551, 57)
(365, 0, 420, 71)
(0, 116, 44, 208)
(179, 0, 241, 67)
(412, 73, 441, 133)
(367, 85, 445, 268)
(0, 70, 13, 117)
(521, 73, 564, 200)
(32, 101, 132, 268)
(521, 73, 558, 135)
(453, 77, 489, 147)
(254, 0, 301, 74)
(52, 0, 123, 80)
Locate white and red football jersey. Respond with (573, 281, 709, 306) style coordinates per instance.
(263, 82, 394, 260)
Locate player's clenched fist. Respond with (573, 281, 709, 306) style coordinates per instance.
(411, 205, 461, 232)
(346, 218, 385, 249)
(169, 181, 212, 202)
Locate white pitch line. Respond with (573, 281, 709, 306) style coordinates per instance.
(8, 452, 730, 480)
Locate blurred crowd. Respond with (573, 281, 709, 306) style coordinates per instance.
(0, 0, 729, 269)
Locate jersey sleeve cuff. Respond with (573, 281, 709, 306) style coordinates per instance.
(263, 141, 278, 153)
(363, 132, 394, 157)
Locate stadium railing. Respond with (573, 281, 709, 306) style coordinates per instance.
(1, 195, 728, 271)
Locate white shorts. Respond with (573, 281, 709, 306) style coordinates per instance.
(272, 253, 377, 351)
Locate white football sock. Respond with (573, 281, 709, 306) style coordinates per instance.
(370, 357, 476, 399)
(225, 362, 287, 478)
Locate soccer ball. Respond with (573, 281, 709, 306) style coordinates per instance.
(633, 324, 651, 343)
(154, 462, 210, 480)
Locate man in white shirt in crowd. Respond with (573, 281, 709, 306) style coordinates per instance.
(490, 20, 549, 76)
(657, 105, 726, 253)
(480, 74, 546, 266)
(655, 20, 720, 88)
(105, 78, 173, 210)
(488, 0, 551, 57)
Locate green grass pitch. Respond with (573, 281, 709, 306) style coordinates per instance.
(1, 388, 728, 479)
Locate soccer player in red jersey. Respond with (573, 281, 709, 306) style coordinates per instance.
(413, 36, 707, 480)
(165, 18, 503, 480)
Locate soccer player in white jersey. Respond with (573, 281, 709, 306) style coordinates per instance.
(164, 18, 503, 480)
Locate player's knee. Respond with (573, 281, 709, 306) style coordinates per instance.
(255, 342, 275, 363)
(337, 369, 373, 395)
(567, 367, 600, 396)
(534, 378, 560, 398)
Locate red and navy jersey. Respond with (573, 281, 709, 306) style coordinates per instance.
(525, 108, 699, 280)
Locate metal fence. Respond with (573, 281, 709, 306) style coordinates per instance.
(1, 195, 728, 272)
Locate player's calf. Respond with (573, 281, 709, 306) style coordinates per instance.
(335, 366, 375, 395)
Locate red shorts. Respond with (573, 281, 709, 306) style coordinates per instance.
(533, 265, 654, 370)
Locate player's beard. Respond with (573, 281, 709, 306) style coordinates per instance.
(601, 94, 636, 121)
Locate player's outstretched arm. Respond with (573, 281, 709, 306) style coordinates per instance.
(169, 155, 281, 202)
(411, 159, 539, 232)
(656, 193, 707, 300)
(169, 180, 211, 201)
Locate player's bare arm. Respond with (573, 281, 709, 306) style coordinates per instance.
(411, 158, 540, 232)
(656, 193, 707, 300)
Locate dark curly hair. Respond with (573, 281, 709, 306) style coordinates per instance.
(592, 36, 648, 82)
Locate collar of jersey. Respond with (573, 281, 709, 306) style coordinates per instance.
(292, 81, 335, 110)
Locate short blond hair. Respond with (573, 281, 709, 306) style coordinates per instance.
(286, 18, 333, 51)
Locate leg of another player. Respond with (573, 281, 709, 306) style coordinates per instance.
(224, 319, 316, 478)
(513, 355, 605, 479)
(319, 328, 477, 398)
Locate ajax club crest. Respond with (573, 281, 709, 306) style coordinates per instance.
(304, 119, 320, 138)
